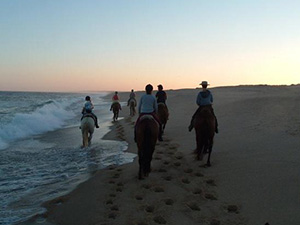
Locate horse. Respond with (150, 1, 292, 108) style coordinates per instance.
(194, 106, 215, 167)
(81, 116, 95, 147)
(128, 98, 136, 116)
(111, 102, 121, 121)
(136, 115, 159, 179)
(157, 103, 169, 133)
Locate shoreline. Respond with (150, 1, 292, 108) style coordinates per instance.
(21, 86, 300, 225)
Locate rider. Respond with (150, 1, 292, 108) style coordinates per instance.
(127, 89, 137, 106)
(134, 84, 163, 142)
(156, 84, 167, 105)
(110, 91, 122, 111)
(81, 96, 99, 128)
(188, 81, 218, 133)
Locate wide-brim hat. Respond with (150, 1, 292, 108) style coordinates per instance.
(200, 81, 209, 86)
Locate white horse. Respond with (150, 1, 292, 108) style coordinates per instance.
(81, 117, 95, 147)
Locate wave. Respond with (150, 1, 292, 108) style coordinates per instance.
(0, 99, 79, 150)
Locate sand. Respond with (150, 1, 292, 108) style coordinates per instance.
(31, 85, 300, 225)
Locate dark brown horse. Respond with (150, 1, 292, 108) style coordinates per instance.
(112, 102, 121, 121)
(194, 106, 215, 166)
(157, 103, 169, 133)
(136, 115, 159, 179)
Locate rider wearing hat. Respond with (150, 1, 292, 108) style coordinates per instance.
(188, 81, 218, 133)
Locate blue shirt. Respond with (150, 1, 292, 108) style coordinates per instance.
(196, 90, 213, 106)
(138, 94, 158, 114)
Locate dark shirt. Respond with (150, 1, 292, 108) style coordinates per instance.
(156, 91, 167, 104)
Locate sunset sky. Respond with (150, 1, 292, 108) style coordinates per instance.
(1, 0, 299, 92)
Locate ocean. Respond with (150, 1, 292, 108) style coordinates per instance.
(0, 91, 136, 225)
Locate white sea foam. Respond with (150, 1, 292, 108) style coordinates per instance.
(0, 99, 77, 150)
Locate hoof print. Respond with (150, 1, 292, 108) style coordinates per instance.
(206, 179, 216, 186)
(158, 168, 167, 173)
(116, 187, 122, 192)
(195, 172, 204, 177)
(193, 189, 202, 195)
(181, 178, 190, 184)
(187, 202, 200, 211)
(106, 199, 113, 205)
(205, 193, 217, 200)
(164, 198, 174, 205)
(163, 176, 172, 181)
(141, 184, 151, 189)
(145, 205, 155, 213)
(135, 195, 143, 200)
(174, 162, 181, 167)
(108, 212, 117, 219)
(153, 187, 164, 193)
(175, 155, 183, 159)
(210, 219, 221, 225)
(153, 215, 167, 224)
(227, 205, 239, 213)
(110, 205, 119, 211)
(184, 168, 193, 173)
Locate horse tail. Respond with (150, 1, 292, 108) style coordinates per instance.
(82, 126, 89, 147)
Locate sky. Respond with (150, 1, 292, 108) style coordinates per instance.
(0, 0, 300, 92)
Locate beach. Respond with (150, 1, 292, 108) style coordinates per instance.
(31, 85, 300, 225)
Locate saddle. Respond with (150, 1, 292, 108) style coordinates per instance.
(82, 113, 96, 123)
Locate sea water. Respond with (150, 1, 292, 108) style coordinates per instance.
(0, 91, 136, 225)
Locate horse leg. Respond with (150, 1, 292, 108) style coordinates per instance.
(206, 140, 213, 167)
(195, 129, 204, 160)
(138, 156, 144, 180)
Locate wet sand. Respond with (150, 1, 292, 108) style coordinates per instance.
(31, 85, 300, 225)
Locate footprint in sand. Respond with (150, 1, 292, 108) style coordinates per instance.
(163, 198, 174, 206)
(106, 199, 113, 205)
(158, 168, 167, 173)
(109, 193, 116, 198)
(108, 212, 117, 219)
(181, 178, 190, 184)
(153, 187, 164, 193)
(110, 205, 119, 211)
(141, 184, 151, 189)
(145, 205, 155, 213)
(184, 168, 193, 174)
(153, 215, 167, 224)
(173, 161, 181, 167)
(205, 193, 217, 200)
(187, 202, 201, 211)
(162, 175, 172, 181)
(194, 172, 204, 177)
(210, 219, 221, 225)
(193, 188, 202, 195)
(135, 195, 143, 200)
(175, 154, 183, 160)
(226, 204, 239, 213)
(116, 187, 123, 192)
(163, 161, 170, 165)
(112, 173, 121, 178)
(206, 179, 217, 186)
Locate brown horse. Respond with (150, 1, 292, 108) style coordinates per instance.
(129, 98, 136, 116)
(157, 103, 169, 133)
(194, 106, 215, 167)
(111, 102, 121, 121)
(136, 115, 159, 179)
